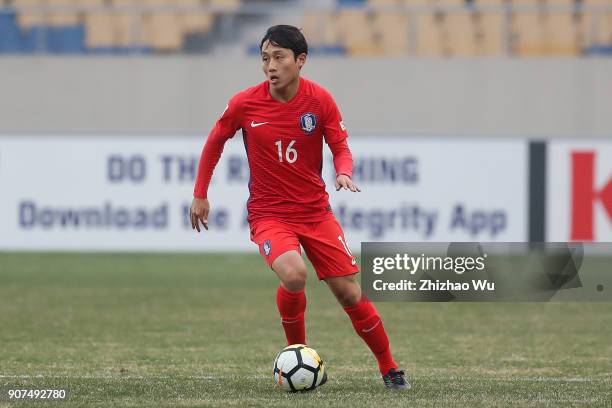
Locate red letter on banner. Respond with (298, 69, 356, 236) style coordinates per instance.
(570, 151, 612, 241)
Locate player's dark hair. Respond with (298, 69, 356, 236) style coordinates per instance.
(260, 25, 308, 59)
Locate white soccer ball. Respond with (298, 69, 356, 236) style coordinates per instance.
(273, 344, 327, 392)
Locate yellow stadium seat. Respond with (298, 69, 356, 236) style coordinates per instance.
(47, 0, 80, 26)
(444, 11, 504, 56)
(402, 0, 435, 6)
(174, 0, 211, 31)
(15, 0, 92, 28)
(445, 12, 478, 55)
(85, 12, 115, 47)
(473, 0, 511, 4)
(209, 0, 240, 10)
(302, 11, 340, 45)
(604, 13, 612, 44)
(370, 0, 402, 5)
(512, 11, 580, 55)
(416, 12, 447, 55)
(116, 13, 142, 47)
(180, 12, 214, 34)
(547, 12, 581, 54)
(141, 11, 183, 51)
(372, 11, 411, 55)
(111, 0, 145, 6)
(511, 12, 541, 55)
(582, 0, 612, 5)
(543, 0, 576, 5)
(582, 12, 612, 46)
(336, 9, 378, 55)
(15, 0, 46, 28)
(429, 0, 468, 6)
(473, 12, 504, 55)
(507, 0, 541, 3)
(85, 12, 141, 48)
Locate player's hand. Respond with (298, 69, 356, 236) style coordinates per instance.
(190, 198, 210, 232)
(335, 174, 361, 192)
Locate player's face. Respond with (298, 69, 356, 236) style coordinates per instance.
(261, 41, 305, 90)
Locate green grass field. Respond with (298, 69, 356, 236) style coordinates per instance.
(0, 253, 611, 407)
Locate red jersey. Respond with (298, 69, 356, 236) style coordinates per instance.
(194, 77, 353, 223)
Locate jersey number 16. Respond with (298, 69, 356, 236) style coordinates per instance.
(275, 140, 297, 164)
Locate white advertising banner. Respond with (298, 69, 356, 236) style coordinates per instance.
(0, 136, 527, 251)
(547, 140, 612, 242)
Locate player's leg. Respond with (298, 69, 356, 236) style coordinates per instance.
(299, 215, 410, 389)
(272, 250, 307, 292)
(325, 275, 401, 379)
(250, 219, 308, 345)
(272, 250, 308, 345)
(324, 273, 361, 307)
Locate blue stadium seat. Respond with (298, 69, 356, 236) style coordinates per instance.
(48, 25, 86, 53)
(20, 25, 86, 53)
(20, 26, 49, 52)
(584, 45, 612, 56)
(87, 46, 153, 55)
(337, 0, 367, 6)
(0, 11, 21, 52)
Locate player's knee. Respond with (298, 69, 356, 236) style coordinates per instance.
(335, 287, 361, 307)
(280, 265, 307, 291)
(282, 275, 306, 292)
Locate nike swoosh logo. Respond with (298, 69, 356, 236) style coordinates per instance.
(362, 320, 381, 333)
(251, 121, 268, 127)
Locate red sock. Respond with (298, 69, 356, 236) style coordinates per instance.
(343, 297, 397, 375)
(276, 285, 306, 345)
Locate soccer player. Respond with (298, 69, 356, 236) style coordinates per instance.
(190, 25, 409, 390)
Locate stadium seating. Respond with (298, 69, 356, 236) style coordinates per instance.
(511, 12, 582, 56)
(473, 12, 505, 54)
(85, 11, 140, 50)
(372, 11, 411, 55)
(583, 12, 612, 44)
(142, 12, 184, 51)
(336, 9, 378, 55)
(302, 3, 611, 57)
(47, 0, 80, 26)
(3, 0, 220, 52)
(583, 0, 612, 4)
(210, 0, 240, 8)
(302, 11, 341, 47)
(0, 11, 21, 52)
(447, 12, 504, 55)
(2, 0, 612, 55)
(415, 12, 446, 55)
(14, 0, 46, 28)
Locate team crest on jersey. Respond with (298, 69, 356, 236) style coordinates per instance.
(300, 113, 317, 133)
(263, 240, 272, 256)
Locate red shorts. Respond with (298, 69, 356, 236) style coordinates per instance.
(249, 213, 359, 280)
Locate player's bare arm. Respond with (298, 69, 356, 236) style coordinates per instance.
(190, 198, 210, 232)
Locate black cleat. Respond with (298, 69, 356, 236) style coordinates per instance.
(382, 368, 411, 390)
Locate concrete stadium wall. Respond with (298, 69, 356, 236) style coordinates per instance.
(0, 57, 611, 137)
